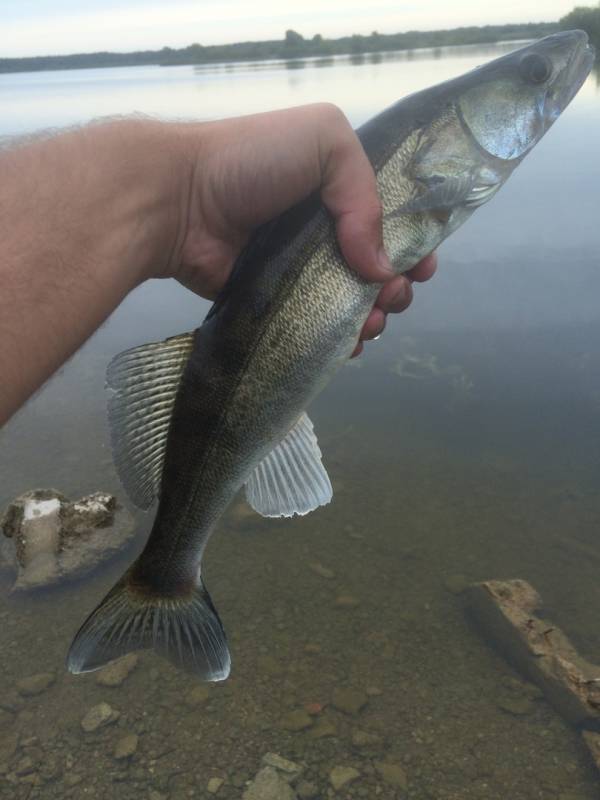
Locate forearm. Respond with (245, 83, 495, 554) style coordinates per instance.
(0, 120, 189, 425)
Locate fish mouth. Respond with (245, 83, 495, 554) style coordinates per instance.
(545, 30, 595, 122)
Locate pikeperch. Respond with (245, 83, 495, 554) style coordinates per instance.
(68, 32, 594, 680)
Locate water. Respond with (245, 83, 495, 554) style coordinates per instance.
(1, 43, 600, 799)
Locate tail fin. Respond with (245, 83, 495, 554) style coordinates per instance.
(66, 570, 231, 681)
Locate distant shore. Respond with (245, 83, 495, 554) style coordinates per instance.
(0, 22, 558, 75)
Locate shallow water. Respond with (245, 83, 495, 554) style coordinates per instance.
(1, 43, 600, 799)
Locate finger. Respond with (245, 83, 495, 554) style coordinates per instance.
(375, 275, 413, 314)
(359, 307, 386, 342)
(350, 341, 364, 359)
(406, 251, 437, 283)
(315, 105, 393, 284)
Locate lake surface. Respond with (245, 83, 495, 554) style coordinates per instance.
(1, 42, 600, 799)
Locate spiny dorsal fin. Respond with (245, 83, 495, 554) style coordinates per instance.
(107, 332, 194, 509)
(245, 412, 333, 518)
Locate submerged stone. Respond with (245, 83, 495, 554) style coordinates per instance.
(16, 672, 55, 697)
(0, 489, 134, 590)
(96, 653, 139, 688)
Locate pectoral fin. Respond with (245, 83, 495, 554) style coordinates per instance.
(245, 413, 333, 518)
(388, 174, 500, 216)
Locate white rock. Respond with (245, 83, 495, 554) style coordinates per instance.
(242, 767, 297, 800)
(329, 766, 360, 791)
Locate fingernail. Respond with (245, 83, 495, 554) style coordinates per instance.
(378, 247, 394, 275)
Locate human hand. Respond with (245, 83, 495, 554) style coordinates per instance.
(167, 104, 437, 354)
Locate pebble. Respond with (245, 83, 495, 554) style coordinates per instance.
(308, 562, 335, 579)
(186, 685, 211, 707)
(16, 672, 55, 697)
(280, 709, 313, 732)
(261, 752, 303, 782)
(496, 695, 535, 716)
(374, 761, 408, 789)
(296, 781, 318, 799)
(207, 776, 225, 794)
(113, 733, 139, 760)
(304, 644, 321, 654)
(351, 730, 382, 749)
(81, 702, 120, 733)
(308, 717, 337, 739)
(366, 686, 382, 697)
(96, 653, 139, 687)
(329, 766, 360, 791)
(331, 687, 368, 715)
(334, 594, 359, 608)
(242, 766, 296, 800)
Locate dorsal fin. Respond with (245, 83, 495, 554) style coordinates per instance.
(106, 332, 194, 509)
(245, 413, 333, 518)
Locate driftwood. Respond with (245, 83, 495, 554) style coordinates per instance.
(466, 579, 600, 729)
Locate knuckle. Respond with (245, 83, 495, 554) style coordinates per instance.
(314, 102, 348, 127)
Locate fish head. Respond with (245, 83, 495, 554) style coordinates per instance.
(375, 31, 594, 269)
(457, 30, 595, 163)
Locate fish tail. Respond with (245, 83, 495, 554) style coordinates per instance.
(66, 564, 231, 681)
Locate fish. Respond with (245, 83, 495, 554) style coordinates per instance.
(67, 31, 594, 680)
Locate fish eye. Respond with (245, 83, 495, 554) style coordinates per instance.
(519, 53, 553, 84)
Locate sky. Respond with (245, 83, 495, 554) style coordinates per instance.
(1, 0, 582, 58)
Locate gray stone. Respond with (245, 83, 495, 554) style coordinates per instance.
(81, 702, 120, 733)
(207, 777, 225, 794)
(351, 729, 382, 749)
(374, 761, 408, 789)
(16, 672, 55, 697)
(0, 490, 134, 590)
(496, 694, 535, 716)
(280, 709, 313, 732)
(186, 685, 211, 707)
(443, 574, 469, 595)
(331, 687, 368, 715)
(96, 653, 139, 688)
(261, 752, 303, 782)
(308, 562, 335, 579)
(113, 733, 138, 760)
(308, 717, 337, 739)
(242, 766, 297, 800)
(296, 781, 318, 799)
(329, 766, 360, 791)
(334, 594, 359, 608)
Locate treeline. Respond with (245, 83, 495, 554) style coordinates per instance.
(0, 21, 559, 74)
(560, 3, 600, 46)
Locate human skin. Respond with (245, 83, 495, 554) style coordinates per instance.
(0, 105, 436, 427)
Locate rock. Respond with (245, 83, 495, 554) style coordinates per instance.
(16, 672, 55, 697)
(582, 730, 600, 775)
(334, 594, 359, 608)
(329, 766, 360, 791)
(374, 761, 408, 789)
(351, 729, 382, 749)
(466, 579, 600, 727)
(113, 733, 138, 760)
(96, 654, 139, 687)
(308, 562, 335, 579)
(496, 694, 535, 716)
(186, 685, 211, 706)
(15, 756, 35, 776)
(261, 753, 303, 782)
(280, 710, 313, 732)
(0, 489, 134, 590)
(242, 766, 297, 800)
(308, 717, 337, 739)
(296, 781, 318, 799)
(331, 687, 368, 715)
(365, 686, 382, 697)
(81, 702, 120, 733)
(207, 777, 225, 794)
